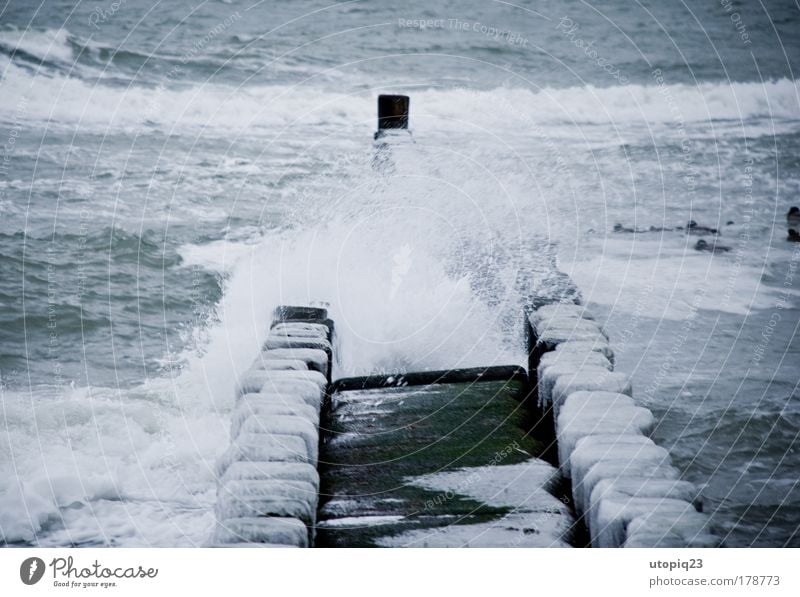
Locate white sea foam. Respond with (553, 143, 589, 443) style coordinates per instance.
(1, 56, 797, 133)
(0, 382, 227, 545)
(560, 236, 800, 320)
(173, 195, 525, 397)
(380, 460, 574, 547)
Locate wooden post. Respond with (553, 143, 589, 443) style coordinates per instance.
(377, 94, 409, 131)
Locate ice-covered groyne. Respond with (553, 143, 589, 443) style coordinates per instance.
(526, 302, 720, 548)
(207, 296, 719, 548)
(210, 306, 333, 547)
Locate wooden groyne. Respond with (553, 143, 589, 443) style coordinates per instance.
(209, 294, 718, 548)
(208, 95, 718, 548)
(526, 302, 719, 547)
(211, 307, 333, 547)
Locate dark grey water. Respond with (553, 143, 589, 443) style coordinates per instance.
(0, 0, 798, 546)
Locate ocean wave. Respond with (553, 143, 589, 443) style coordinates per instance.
(2, 48, 797, 133)
(0, 24, 234, 86)
(413, 79, 800, 127)
(0, 26, 74, 64)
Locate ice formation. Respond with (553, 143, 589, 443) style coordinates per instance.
(264, 336, 331, 353)
(550, 369, 633, 415)
(212, 516, 309, 547)
(529, 303, 596, 325)
(219, 461, 320, 491)
(569, 435, 670, 515)
(211, 314, 330, 547)
(538, 362, 613, 411)
(237, 415, 319, 462)
(251, 358, 309, 371)
(623, 510, 719, 547)
(215, 433, 311, 476)
(230, 401, 319, 437)
(528, 303, 716, 549)
(255, 348, 329, 374)
(556, 403, 655, 476)
(593, 496, 697, 548)
(236, 370, 327, 395)
(588, 478, 701, 545)
(271, 322, 330, 338)
(554, 340, 615, 363)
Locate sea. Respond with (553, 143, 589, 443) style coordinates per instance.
(1, 0, 798, 546)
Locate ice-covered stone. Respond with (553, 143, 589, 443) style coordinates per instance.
(272, 305, 328, 322)
(271, 322, 330, 339)
(536, 327, 607, 350)
(250, 358, 309, 371)
(623, 531, 719, 548)
(594, 497, 696, 548)
(258, 348, 329, 374)
(624, 510, 719, 547)
(550, 369, 632, 415)
(211, 516, 309, 547)
(231, 400, 319, 438)
(238, 415, 318, 462)
(580, 460, 680, 521)
(539, 349, 612, 372)
(556, 404, 655, 476)
(236, 379, 323, 407)
(215, 480, 317, 525)
(538, 361, 613, 412)
(239, 390, 323, 414)
(559, 391, 635, 419)
(211, 306, 332, 550)
(530, 304, 595, 325)
(219, 461, 320, 491)
(215, 432, 310, 476)
(237, 369, 327, 395)
(588, 478, 701, 546)
(534, 316, 607, 340)
(554, 340, 615, 364)
(570, 435, 673, 515)
(218, 479, 318, 512)
(264, 335, 331, 353)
